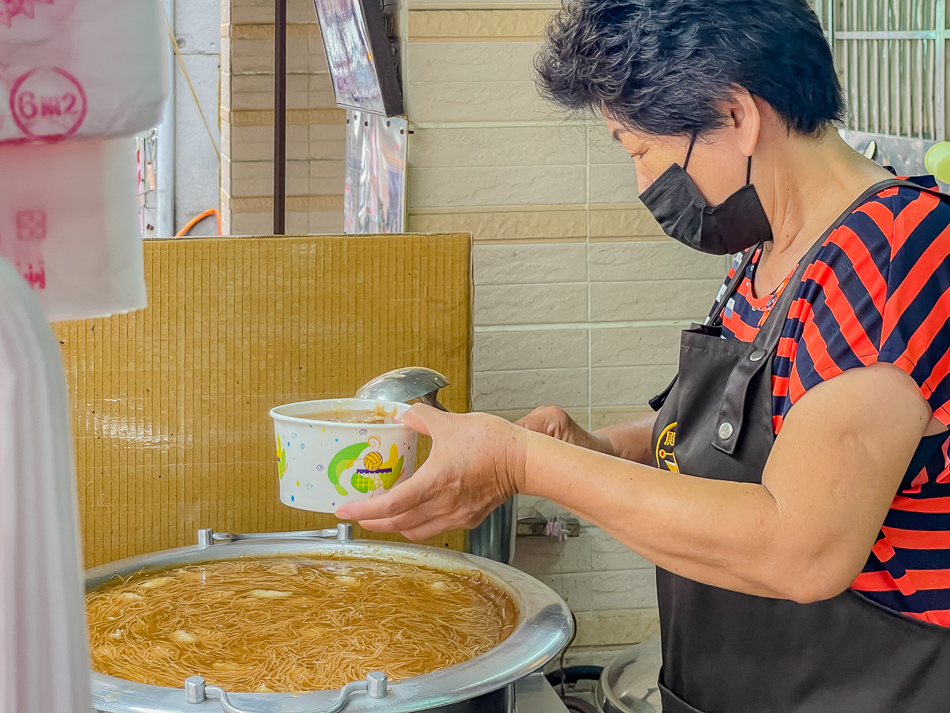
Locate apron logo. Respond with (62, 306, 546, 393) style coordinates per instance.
(655, 422, 679, 472)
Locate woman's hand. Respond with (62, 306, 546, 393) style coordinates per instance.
(335, 405, 529, 541)
(517, 406, 616, 456)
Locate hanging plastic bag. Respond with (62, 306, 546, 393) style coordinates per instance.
(0, 0, 167, 145)
(0, 137, 147, 321)
(0, 255, 92, 713)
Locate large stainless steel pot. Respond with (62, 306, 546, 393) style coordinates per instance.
(86, 526, 573, 713)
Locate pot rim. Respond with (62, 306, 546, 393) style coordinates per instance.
(86, 531, 573, 713)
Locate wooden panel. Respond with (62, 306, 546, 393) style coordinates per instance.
(54, 234, 473, 566)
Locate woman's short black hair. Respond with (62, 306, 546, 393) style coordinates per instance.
(536, 0, 844, 137)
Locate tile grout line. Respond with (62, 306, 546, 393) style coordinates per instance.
(410, 120, 594, 130)
(475, 365, 675, 375)
(586, 125, 593, 430)
(476, 276, 723, 286)
(474, 319, 695, 332)
(411, 202, 650, 214)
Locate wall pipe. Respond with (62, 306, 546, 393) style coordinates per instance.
(274, 0, 287, 235)
(156, 0, 176, 238)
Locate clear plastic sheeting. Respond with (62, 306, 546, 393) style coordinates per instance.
(0, 256, 92, 713)
(344, 110, 407, 234)
(314, 0, 385, 114)
(312, 0, 403, 116)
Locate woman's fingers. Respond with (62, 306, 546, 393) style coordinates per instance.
(338, 410, 521, 540)
(401, 522, 452, 543)
(515, 406, 553, 432)
(335, 470, 431, 522)
(397, 403, 445, 436)
(359, 501, 488, 542)
(516, 405, 574, 440)
(337, 405, 448, 522)
(345, 486, 456, 537)
(356, 511, 442, 538)
(360, 517, 448, 543)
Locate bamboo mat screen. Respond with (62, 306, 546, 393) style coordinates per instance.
(53, 234, 473, 567)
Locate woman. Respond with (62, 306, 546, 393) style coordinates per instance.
(337, 1, 950, 710)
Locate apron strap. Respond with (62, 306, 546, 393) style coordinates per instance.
(649, 376, 677, 412)
(707, 245, 760, 327)
(650, 247, 759, 411)
(711, 178, 945, 455)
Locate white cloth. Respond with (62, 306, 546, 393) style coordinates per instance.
(0, 0, 166, 144)
(0, 138, 147, 321)
(0, 255, 92, 713)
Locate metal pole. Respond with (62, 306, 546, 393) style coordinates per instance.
(157, 0, 176, 238)
(936, 0, 946, 141)
(274, 0, 287, 235)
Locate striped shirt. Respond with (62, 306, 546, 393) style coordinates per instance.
(713, 176, 950, 624)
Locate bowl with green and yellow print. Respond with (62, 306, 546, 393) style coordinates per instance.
(269, 398, 418, 513)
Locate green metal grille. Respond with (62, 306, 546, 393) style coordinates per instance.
(813, 0, 947, 141)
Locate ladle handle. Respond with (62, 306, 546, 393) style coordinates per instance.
(418, 392, 449, 412)
(185, 672, 388, 713)
(197, 525, 353, 546)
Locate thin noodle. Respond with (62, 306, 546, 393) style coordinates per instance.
(86, 556, 517, 693)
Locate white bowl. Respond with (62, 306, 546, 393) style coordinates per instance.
(269, 398, 418, 513)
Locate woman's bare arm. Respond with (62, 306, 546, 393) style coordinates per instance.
(339, 364, 930, 603)
(595, 411, 659, 464)
(516, 407, 659, 464)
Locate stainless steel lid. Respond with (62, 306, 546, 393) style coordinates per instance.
(87, 526, 573, 713)
(596, 638, 662, 713)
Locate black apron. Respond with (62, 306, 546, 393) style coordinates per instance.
(650, 179, 950, 713)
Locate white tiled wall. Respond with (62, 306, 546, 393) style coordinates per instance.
(514, 524, 662, 648)
(403, 1, 730, 652)
(471, 240, 724, 421)
(221, 0, 346, 235)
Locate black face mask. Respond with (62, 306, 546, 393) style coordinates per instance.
(639, 136, 773, 255)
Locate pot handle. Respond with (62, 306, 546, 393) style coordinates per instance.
(184, 672, 388, 713)
(197, 525, 353, 546)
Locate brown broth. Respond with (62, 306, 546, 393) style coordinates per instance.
(295, 405, 397, 424)
(86, 556, 517, 693)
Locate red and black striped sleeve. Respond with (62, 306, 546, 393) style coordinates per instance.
(789, 181, 950, 424)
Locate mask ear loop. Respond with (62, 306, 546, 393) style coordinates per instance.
(746, 156, 753, 186)
(683, 133, 698, 170)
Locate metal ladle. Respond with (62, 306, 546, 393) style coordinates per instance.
(355, 366, 449, 411)
(353, 366, 516, 565)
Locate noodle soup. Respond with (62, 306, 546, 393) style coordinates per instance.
(86, 555, 517, 693)
(293, 403, 398, 424)
(270, 399, 418, 513)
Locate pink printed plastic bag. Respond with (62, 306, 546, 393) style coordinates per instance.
(0, 138, 147, 320)
(0, 0, 166, 144)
